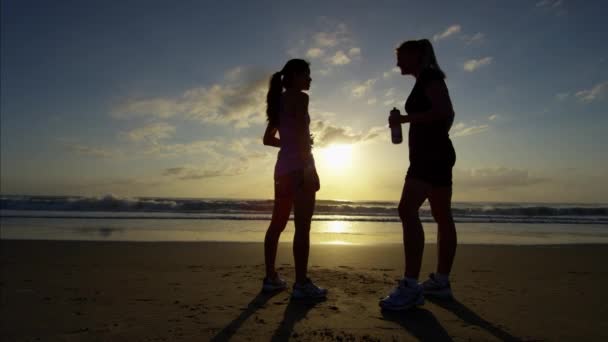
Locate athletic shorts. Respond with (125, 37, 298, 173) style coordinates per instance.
(274, 166, 320, 199)
(406, 162, 454, 187)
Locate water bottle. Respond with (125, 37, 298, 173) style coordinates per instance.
(390, 107, 403, 144)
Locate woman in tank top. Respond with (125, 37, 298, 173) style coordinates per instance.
(380, 39, 457, 311)
(260, 59, 326, 299)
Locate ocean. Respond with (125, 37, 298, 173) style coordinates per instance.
(1, 195, 607, 245)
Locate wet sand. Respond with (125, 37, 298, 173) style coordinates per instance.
(2, 240, 608, 341)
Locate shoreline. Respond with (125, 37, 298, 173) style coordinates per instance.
(3, 238, 608, 246)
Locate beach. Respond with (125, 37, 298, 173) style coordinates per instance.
(2, 240, 608, 341)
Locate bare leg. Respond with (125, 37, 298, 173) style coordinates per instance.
(293, 185, 315, 284)
(398, 178, 430, 279)
(429, 186, 456, 275)
(264, 196, 293, 279)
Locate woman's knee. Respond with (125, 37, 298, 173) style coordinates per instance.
(398, 202, 420, 222)
(294, 219, 311, 234)
(431, 208, 454, 226)
(267, 221, 287, 235)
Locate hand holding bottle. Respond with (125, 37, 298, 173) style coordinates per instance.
(388, 107, 403, 144)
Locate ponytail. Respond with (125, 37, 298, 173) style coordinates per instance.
(266, 71, 283, 127)
(265, 59, 311, 127)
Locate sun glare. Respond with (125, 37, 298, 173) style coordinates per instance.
(319, 144, 353, 171)
(326, 221, 349, 234)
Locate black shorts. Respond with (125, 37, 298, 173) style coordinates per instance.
(407, 140, 456, 186)
(406, 162, 454, 187)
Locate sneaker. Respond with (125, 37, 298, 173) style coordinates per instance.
(292, 278, 328, 299)
(379, 278, 424, 311)
(262, 274, 287, 292)
(421, 273, 453, 299)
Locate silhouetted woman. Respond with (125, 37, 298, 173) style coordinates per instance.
(380, 39, 457, 311)
(261, 59, 326, 299)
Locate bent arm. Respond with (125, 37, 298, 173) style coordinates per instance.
(262, 124, 280, 147)
(293, 93, 312, 162)
(401, 80, 454, 124)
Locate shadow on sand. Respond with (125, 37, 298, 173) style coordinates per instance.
(381, 307, 454, 342)
(270, 297, 326, 342)
(210, 290, 282, 341)
(427, 297, 523, 342)
(210, 292, 522, 341)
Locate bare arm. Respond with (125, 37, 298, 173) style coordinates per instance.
(262, 124, 280, 147)
(292, 92, 312, 162)
(392, 80, 454, 125)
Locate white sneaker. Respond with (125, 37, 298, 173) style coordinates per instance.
(262, 274, 287, 292)
(379, 278, 424, 311)
(421, 273, 453, 299)
(292, 278, 328, 299)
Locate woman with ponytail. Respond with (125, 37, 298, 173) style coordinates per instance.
(380, 39, 457, 311)
(261, 59, 326, 299)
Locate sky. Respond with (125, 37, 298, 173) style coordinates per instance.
(1, 0, 607, 203)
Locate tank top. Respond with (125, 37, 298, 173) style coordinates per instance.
(405, 68, 455, 165)
(274, 94, 314, 178)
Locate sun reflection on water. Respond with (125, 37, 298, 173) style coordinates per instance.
(325, 221, 350, 234)
(319, 240, 354, 245)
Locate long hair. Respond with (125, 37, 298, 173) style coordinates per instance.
(397, 39, 445, 79)
(266, 59, 310, 126)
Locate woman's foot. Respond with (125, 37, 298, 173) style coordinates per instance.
(292, 278, 327, 299)
(379, 278, 424, 311)
(421, 273, 453, 299)
(262, 274, 288, 292)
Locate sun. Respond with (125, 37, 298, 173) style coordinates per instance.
(318, 144, 353, 170)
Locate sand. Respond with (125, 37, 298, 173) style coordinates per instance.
(2, 240, 608, 341)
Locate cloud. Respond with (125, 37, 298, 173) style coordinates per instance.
(454, 167, 548, 189)
(463, 32, 485, 45)
(367, 98, 377, 105)
(555, 92, 570, 101)
(535, 0, 567, 15)
(122, 122, 176, 143)
(382, 86, 403, 107)
(451, 122, 489, 137)
(63, 143, 123, 159)
(226, 138, 252, 154)
(143, 140, 220, 158)
(112, 67, 268, 128)
(162, 167, 187, 176)
(536, 0, 563, 8)
(310, 120, 385, 147)
(433, 25, 462, 41)
(348, 47, 361, 57)
(488, 114, 499, 121)
(162, 165, 247, 180)
(575, 81, 608, 103)
(350, 79, 377, 98)
(120, 125, 222, 158)
(288, 21, 359, 72)
(434, 25, 485, 45)
(383, 67, 401, 79)
(328, 50, 351, 65)
(306, 47, 324, 58)
(313, 23, 349, 47)
(463, 57, 493, 72)
(384, 99, 400, 107)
